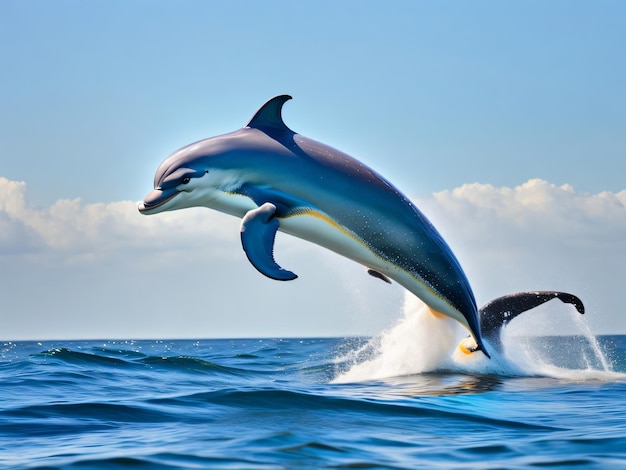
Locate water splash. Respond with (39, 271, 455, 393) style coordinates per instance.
(334, 294, 468, 382)
(497, 301, 621, 380)
(571, 308, 612, 372)
(334, 292, 623, 383)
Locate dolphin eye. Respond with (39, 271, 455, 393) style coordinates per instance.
(182, 177, 191, 184)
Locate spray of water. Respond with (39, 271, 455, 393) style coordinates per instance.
(572, 309, 612, 372)
(334, 292, 623, 383)
(334, 294, 460, 382)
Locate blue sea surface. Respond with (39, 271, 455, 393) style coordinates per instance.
(1, 332, 625, 469)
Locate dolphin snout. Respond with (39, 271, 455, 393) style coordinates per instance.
(138, 188, 180, 214)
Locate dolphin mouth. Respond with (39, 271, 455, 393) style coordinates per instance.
(138, 188, 180, 214)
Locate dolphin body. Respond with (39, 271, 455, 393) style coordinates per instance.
(139, 95, 490, 357)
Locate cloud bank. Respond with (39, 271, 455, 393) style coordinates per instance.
(1, 177, 624, 339)
(0, 177, 234, 259)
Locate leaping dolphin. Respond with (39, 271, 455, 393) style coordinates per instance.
(139, 95, 489, 356)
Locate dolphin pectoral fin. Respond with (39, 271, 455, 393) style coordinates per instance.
(240, 203, 298, 281)
(367, 268, 392, 284)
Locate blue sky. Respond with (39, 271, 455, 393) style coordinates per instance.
(1, 1, 625, 340)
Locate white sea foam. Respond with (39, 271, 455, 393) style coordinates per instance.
(334, 292, 625, 383)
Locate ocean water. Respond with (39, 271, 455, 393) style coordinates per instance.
(2, 302, 626, 469)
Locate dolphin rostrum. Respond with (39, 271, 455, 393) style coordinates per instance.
(139, 95, 490, 357)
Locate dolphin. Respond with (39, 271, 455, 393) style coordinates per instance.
(139, 95, 490, 357)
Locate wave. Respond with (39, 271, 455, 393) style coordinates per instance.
(5, 386, 558, 437)
(139, 355, 251, 376)
(33, 347, 133, 367)
(35, 454, 265, 470)
(6, 401, 176, 424)
(29, 345, 256, 378)
(182, 388, 559, 430)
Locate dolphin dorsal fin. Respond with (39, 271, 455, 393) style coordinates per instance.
(246, 95, 294, 133)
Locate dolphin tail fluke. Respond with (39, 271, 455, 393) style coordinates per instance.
(463, 291, 585, 354)
(480, 291, 585, 340)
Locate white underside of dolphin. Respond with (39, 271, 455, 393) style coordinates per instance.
(241, 200, 465, 329)
(139, 95, 491, 357)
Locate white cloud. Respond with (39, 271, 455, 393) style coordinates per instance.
(0, 177, 624, 339)
(427, 179, 626, 240)
(0, 176, 240, 262)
